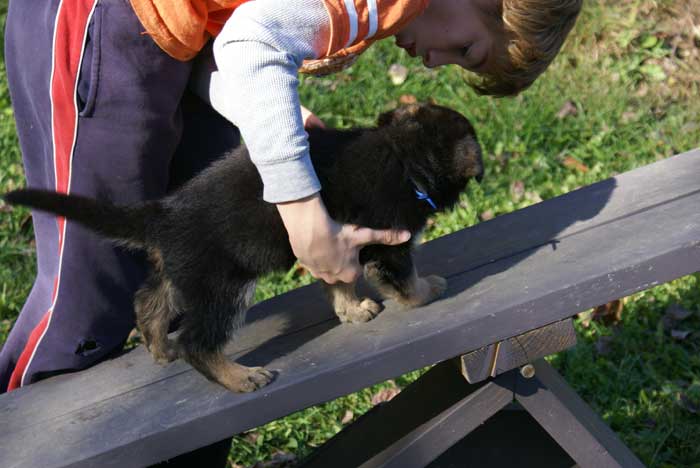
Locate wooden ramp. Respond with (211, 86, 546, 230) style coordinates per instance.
(1, 148, 698, 468)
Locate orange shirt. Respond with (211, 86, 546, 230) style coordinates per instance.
(129, 0, 428, 62)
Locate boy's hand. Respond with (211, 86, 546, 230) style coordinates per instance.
(276, 194, 411, 284)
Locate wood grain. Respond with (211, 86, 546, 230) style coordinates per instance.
(0, 149, 698, 468)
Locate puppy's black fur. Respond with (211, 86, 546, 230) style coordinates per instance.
(4, 103, 483, 392)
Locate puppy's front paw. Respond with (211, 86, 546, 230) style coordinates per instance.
(224, 366, 275, 393)
(403, 275, 447, 307)
(239, 366, 275, 392)
(336, 298, 383, 324)
(424, 274, 447, 301)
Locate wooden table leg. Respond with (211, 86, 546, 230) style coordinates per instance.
(514, 359, 644, 468)
(299, 360, 513, 468)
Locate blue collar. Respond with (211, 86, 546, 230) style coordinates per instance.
(414, 187, 437, 210)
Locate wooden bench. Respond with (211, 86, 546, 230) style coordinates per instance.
(1, 148, 698, 468)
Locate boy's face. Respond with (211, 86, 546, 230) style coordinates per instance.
(394, 0, 506, 74)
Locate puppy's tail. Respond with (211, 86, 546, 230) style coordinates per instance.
(3, 188, 160, 248)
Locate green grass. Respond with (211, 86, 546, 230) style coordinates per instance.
(1, 0, 699, 466)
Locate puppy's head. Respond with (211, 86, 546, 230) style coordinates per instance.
(378, 103, 484, 207)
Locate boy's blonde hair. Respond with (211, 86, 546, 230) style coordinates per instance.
(472, 0, 583, 96)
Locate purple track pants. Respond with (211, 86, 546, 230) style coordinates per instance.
(1, 0, 239, 397)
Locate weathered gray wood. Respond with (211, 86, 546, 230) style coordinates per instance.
(426, 407, 577, 467)
(460, 318, 576, 383)
(0, 149, 698, 468)
(358, 373, 513, 468)
(3, 149, 697, 430)
(308, 358, 635, 468)
(515, 359, 645, 468)
(300, 359, 493, 468)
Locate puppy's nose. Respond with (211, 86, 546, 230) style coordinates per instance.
(475, 171, 484, 183)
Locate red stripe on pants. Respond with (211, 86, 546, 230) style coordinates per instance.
(7, 0, 96, 391)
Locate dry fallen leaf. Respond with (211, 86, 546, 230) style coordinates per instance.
(577, 310, 594, 328)
(388, 64, 409, 85)
(556, 100, 578, 119)
(399, 94, 417, 104)
(620, 110, 639, 124)
(480, 210, 495, 221)
(525, 191, 543, 204)
(562, 156, 589, 173)
(510, 180, 525, 203)
(244, 432, 260, 444)
(592, 299, 625, 326)
(371, 383, 401, 405)
(341, 410, 354, 424)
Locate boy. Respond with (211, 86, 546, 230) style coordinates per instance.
(0, 0, 580, 463)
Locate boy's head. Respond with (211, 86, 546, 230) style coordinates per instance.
(394, 0, 582, 96)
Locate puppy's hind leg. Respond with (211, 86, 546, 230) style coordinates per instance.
(135, 271, 179, 364)
(176, 278, 274, 393)
(323, 281, 382, 323)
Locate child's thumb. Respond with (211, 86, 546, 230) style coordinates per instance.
(353, 227, 411, 246)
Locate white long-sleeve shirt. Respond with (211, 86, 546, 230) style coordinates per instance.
(193, 0, 330, 203)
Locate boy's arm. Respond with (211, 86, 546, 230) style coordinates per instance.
(200, 0, 411, 283)
(208, 0, 328, 203)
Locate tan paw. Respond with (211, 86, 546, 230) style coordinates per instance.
(403, 275, 447, 307)
(424, 275, 448, 300)
(337, 298, 383, 324)
(149, 340, 178, 365)
(225, 366, 275, 393)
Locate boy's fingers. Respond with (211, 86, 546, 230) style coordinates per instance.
(305, 264, 361, 284)
(338, 268, 361, 284)
(352, 226, 411, 247)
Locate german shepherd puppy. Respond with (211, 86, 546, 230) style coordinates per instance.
(4, 104, 483, 392)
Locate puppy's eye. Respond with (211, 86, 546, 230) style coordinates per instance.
(461, 43, 473, 58)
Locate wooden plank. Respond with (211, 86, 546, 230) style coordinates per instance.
(515, 359, 644, 468)
(457, 342, 498, 384)
(427, 408, 576, 468)
(0, 150, 698, 467)
(300, 360, 490, 468)
(358, 373, 514, 468)
(2, 150, 697, 426)
(460, 319, 576, 383)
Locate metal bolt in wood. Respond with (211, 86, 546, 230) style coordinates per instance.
(520, 364, 536, 379)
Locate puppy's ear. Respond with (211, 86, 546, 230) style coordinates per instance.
(454, 135, 484, 182)
(377, 104, 423, 127)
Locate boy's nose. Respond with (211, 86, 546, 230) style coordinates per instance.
(423, 50, 452, 68)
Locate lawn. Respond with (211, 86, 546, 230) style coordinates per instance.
(0, 1, 699, 467)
